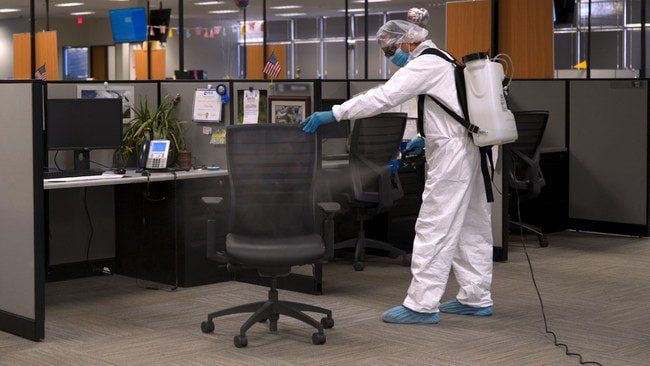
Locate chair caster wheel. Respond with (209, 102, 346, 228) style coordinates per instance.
(234, 335, 248, 348)
(320, 317, 334, 329)
(353, 262, 364, 271)
(401, 254, 411, 267)
(539, 237, 549, 247)
(312, 332, 326, 345)
(200, 320, 214, 334)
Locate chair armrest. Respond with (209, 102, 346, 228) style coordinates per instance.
(357, 155, 394, 209)
(317, 202, 341, 214)
(318, 201, 341, 261)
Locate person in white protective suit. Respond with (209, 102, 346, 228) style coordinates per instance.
(301, 19, 494, 324)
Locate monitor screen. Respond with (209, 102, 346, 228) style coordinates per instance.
(149, 9, 172, 43)
(151, 141, 168, 152)
(109, 7, 147, 43)
(47, 99, 123, 150)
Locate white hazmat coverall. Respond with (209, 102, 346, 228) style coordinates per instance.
(332, 40, 493, 313)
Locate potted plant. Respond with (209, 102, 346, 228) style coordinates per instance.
(117, 95, 192, 169)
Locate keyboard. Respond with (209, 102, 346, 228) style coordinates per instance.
(44, 170, 104, 180)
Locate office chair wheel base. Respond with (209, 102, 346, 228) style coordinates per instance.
(312, 332, 326, 345)
(320, 317, 334, 329)
(539, 237, 549, 248)
(200, 320, 215, 334)
(401, 254, 411, 267)
(353, 262, 364, 271)
(258, 318, 268, 323)
(234, 335, 248, 348)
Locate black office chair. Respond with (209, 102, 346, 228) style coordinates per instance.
(508, 111, 549, 247)
(200, 124, 340, 348)
(334, 113, 410, 271)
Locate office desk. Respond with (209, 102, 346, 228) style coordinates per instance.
(45, 169, 232, 287)
(45, 162, 350, 288)
(44, 169, 227, 190)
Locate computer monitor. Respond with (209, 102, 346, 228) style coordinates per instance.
(109, 7, 148, 43)
(47, 99, 123, 170)
(149, 9, 172, 42)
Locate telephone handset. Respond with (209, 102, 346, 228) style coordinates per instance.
(139, 138, 170, 170)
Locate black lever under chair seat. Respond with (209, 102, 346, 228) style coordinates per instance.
(508, 111, 550, 248)
(200, 124, 341, 348)
(334, 113, 411, 271)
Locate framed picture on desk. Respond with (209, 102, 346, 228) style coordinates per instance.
(268, 96, 311, 124)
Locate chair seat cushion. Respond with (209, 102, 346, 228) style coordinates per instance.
(226, 233, 326, 267)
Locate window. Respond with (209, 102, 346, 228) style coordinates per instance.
(0, 1, 31, 79)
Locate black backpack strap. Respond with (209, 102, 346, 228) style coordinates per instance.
(416, 47, 495, 203)
(479, 146, 495, 203)
(416, 48, 483, 136)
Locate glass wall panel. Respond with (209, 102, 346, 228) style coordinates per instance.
(0, 0, 30, 79)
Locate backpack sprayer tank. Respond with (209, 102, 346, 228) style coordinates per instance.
(461, 52, 518, 147)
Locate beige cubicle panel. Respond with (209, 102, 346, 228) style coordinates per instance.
(0, 82, 45, 341)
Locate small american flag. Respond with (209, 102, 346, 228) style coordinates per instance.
(263, 52, 282, 79)
(35, 64, 46, 81)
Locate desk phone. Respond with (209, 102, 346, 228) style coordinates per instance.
(146, 140, 171, 169)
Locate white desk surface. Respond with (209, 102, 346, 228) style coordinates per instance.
(44, 160, 349, 190)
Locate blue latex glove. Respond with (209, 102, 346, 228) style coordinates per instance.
(300, 111, 336, 134)
(405, 136, 425, 157)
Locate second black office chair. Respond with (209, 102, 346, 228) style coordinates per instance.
(509, 110, 549, 247)
(201, 125, 340, 348)
(335, 113, 410, 271)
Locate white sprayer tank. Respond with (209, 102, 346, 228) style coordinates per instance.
(462, 52, 518, 147)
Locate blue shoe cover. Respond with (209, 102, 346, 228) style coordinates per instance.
(381, 306, 440, 324)
(439, 300, 493, 316)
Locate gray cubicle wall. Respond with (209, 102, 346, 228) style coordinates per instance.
(160, 82, 232, 169)
(0, 82, 45, 340)
(508, 80, 567, 150)
(569, 80, 648, 233)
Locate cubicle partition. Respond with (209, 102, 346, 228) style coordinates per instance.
(160, 81, 232, 169)
(569, 80, 649, 235)
(0, 81, 45, 341)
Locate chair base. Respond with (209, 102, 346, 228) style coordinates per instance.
(334, 236, 410, 271)
(200, 278, 333, 348)
(510, 220, 549, 247)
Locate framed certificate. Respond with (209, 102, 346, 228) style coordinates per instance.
(192, 89, 222, 122)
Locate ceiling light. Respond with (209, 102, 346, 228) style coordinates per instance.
(209, 9, 238, 14)
(54, 2, 84, 7)
(269, 5, 301, 10)
(338, 8, 365, 13)
(70, 11, 94, 15)
(276, 12, 306, 17)
(0, 8, 20, 13)
(195, 1, 225, 5)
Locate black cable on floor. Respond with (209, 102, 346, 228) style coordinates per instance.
(514, 189, 603, 366)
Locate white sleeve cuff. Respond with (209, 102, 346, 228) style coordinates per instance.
(332, 105, 343, 122)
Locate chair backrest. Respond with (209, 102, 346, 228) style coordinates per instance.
(226, 124, 319, 236)
(511, 111, 549, 160)
(509, 111, 549, 198)
(349, 113, 407, 203)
